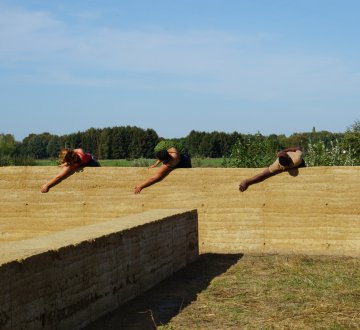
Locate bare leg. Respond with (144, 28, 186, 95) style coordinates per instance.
(239, 168, 277, 192)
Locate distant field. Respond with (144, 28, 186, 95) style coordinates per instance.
(34, 158, 225, 168)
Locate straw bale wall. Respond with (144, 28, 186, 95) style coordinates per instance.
(0, 209, 198, 330)
(1, 166, 360, 255)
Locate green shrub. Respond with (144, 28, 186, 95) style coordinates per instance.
(224, 135, 358, 168)
(304, 139, 357, 166)
(0, 155, 36, 166)
(223, 133, 278, 168)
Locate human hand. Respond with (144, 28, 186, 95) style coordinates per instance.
(239, 181, 248, 192)
(134, 186, 142, 194)
(148, 164, 156, 169)
(40, 184, 49, 193)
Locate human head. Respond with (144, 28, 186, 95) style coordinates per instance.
(59, 148, 80, 165)
(155, 149, 172, 162)
(278, 151, 293, 167)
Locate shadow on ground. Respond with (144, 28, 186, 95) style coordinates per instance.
(85, 253, 243, 330)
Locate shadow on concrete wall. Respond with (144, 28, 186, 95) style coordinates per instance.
(85, 253, 243, 330)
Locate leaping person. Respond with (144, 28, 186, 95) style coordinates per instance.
(239, 147, 305, 192)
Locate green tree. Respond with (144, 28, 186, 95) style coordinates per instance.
(129, 127, 147, 159)
(62, 132, 82, 149)
(184, 130, 205, 157)
(0, 133, 17, 166)
(347, 119, 360, 132)
(144, 129, 159, 158)
(26, 133, 52, 159)
(98, 128, 112, 159)
(111, 127, 130, 159)
(0, 133, 16, 156)
(46, 136, 61, 158)
(82, 127, 100, 155)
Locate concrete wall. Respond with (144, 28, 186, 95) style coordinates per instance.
(0, 209, 198, 330)
(1, 166, 360, 255)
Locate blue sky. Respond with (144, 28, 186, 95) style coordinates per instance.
(1, 0, 359, 141)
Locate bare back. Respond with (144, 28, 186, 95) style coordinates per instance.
(163, 147, 181, 168)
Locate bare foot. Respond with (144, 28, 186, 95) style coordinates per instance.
(239, 181, 248, 192)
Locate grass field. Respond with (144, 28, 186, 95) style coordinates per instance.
(86, 253, 360, 329)
(34, 158, 225, 167)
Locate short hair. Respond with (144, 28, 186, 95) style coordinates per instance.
(155, 149, 172, 162)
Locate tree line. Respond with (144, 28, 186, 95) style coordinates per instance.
(1, 121, 360, 166)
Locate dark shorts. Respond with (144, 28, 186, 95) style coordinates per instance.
(298, 159, 306, 168)
(175, 154, 192, 168)
(84, 156, 101, 167)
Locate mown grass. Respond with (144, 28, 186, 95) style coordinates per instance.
(161, 254, 360, 329)
(86, 254, 360, 330)
(34, 158, 225, 167)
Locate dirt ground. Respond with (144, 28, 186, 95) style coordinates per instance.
(85, 253, 360, 329)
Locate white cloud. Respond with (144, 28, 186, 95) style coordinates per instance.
(0, 3, 359, 102)
(0, 4, 67, 60)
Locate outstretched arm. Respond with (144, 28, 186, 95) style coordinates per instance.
(134, 165, 172, 194)
(40, 164, 80, 193)
(239, 168, 280, 192)
(148, 159, 161, 168)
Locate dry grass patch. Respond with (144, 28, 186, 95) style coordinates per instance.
(165, 254, 360, 329)
(86, 254, 360, 330)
